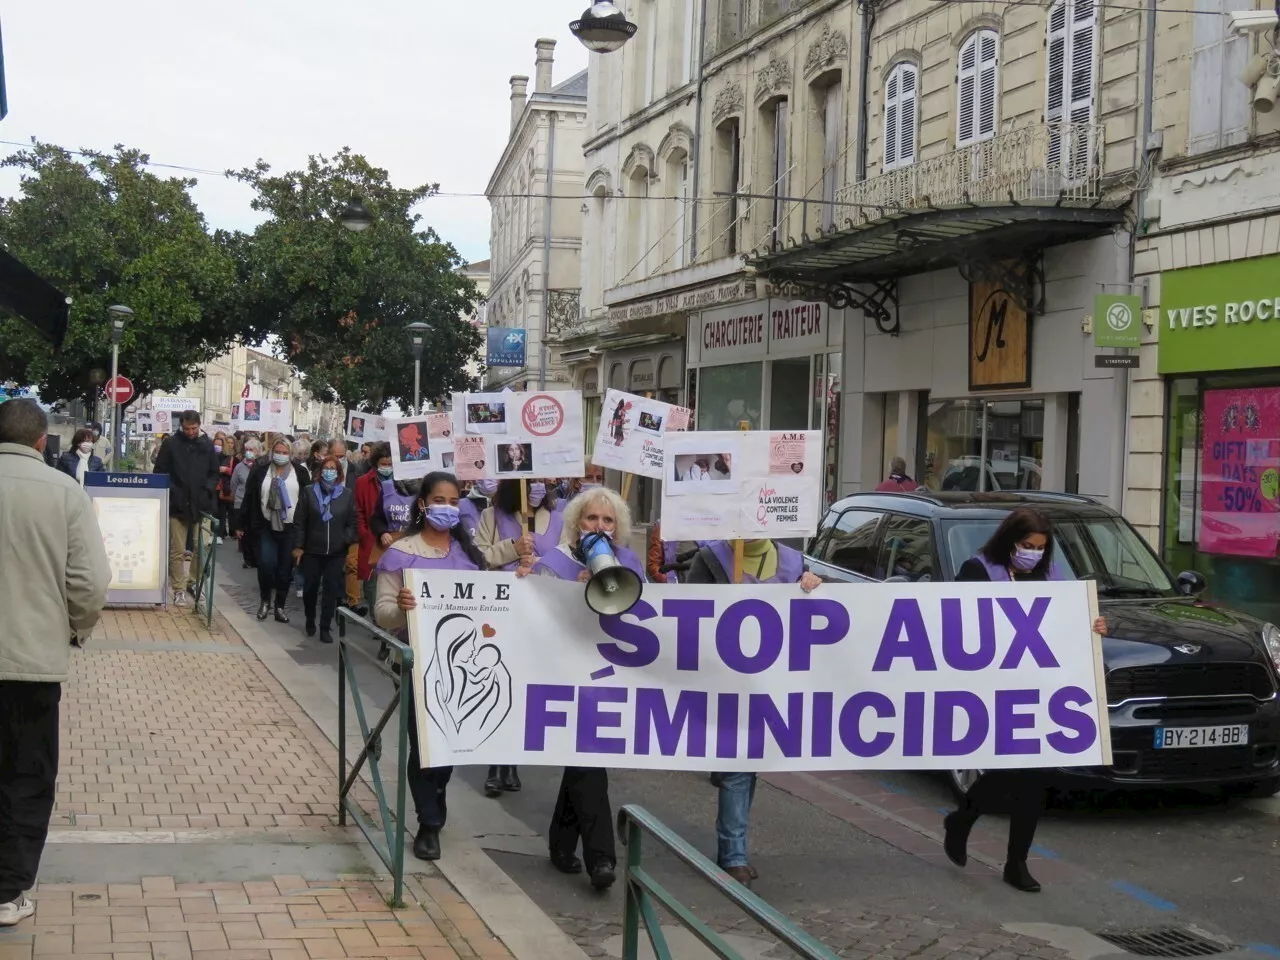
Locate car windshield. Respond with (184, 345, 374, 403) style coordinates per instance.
(942, 515, 1177, 597)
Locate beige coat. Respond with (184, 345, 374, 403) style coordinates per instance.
(374, 535, 451, 634)
(0, 442, 111, 682)
(474, 506, 555, 569)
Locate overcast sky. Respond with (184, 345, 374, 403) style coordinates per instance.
(0, 1, 589, 264)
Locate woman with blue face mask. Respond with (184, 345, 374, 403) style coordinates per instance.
(944, 507, 1107, 894)
(290, 455, 357, 644)
(240, 438, 311, 622)
(374, 471, 489, 863)
(474, 479, 563, 572)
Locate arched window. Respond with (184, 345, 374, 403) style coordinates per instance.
(957, 30, 999, 147)
(884, 63, 918, 170)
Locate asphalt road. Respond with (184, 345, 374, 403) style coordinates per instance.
(215, 550, 1280, 954)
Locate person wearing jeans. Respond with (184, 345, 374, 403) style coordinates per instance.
(291, 455, 356, 643)
(239, 438, 310, 622)
(715, 773, 758, 879)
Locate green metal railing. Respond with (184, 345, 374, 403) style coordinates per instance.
(192, 512, 218, 627)
(336, 608, 414, 907)
(617, 805, 839, 960)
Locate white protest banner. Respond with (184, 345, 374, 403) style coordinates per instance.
(347, 411, 390, 443)
(451, 390, 585, 479)
(136, 409, 173, 437)
(661, 430, 823, 540)
(591, 389, 692, 479)
(404, 572, 1109, 772)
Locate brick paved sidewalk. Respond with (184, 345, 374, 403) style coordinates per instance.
(0, 607, 512, 960)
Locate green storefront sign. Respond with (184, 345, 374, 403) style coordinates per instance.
(1158, 254, 1280, 374)
(1094, 293, 1142, 348)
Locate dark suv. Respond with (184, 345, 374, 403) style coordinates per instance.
(806, 491, 1280, 798)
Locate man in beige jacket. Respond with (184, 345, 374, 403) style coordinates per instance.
(0, 399, 110, 927)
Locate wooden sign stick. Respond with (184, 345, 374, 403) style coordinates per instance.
(520, 478, 533, 534)
(732, 418, 751, 584)
(620, 472, 634, 502)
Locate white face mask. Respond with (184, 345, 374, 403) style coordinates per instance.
(79, 442, 94, 454)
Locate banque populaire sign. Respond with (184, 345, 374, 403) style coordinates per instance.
(1159, 254, 1280, 375)
(404, 573, 1109, 772)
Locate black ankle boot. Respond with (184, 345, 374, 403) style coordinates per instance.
(500, 766, 521, 792)
(943, 810, 976, 867)
(484, 767, 502, 797)
(256, 600, 270, 621)
(413, 827, 441, 861)
(273, 590, 289, 623)
(1003, 860, 1041, 892)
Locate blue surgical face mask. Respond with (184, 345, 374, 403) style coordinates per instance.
(245, 451, 257, 461)
(377, 465, 394, 478)
(528, 482, 547, 508)
(1011, 547, 1044, 571)
(321, 468, 339, 484)
(477, 479, 498, 496)
(579, 483, 602, 494)
(426, 503, 460, 531)
(213, 444, 223, 455)
(272, 453, 289, 466)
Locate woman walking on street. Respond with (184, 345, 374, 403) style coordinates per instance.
(374, 471, 488, 862)
(355, 443, 392, 614)
(55, 428, 104, 484)
(231, 438, 260, 568)
(515, 486, 646, 891)
(291, 455, 356, 643)
(240, 438, 310, 622)
(212, 432, 235, 541)
(942, 507, 1108, 893)
(475, 479, 562, 571)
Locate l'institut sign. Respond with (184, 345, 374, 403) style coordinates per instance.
(693, 299, 833, 363)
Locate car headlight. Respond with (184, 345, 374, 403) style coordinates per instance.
(1263, 623, 1280, 673)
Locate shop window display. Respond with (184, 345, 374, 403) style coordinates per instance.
(920, 397, 1045, 492)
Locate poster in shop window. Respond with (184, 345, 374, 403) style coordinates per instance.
(1198, 387, 1280, 558)
(661, 430, 823, 540)
(590, 389, 693, 479)
(450, 391, 585, 479)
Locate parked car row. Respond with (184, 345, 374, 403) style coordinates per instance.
(805, 491, 1280, 799)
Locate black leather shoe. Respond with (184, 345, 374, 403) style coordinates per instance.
(377, 643, 390, 662)
(306, 620, 316, 637)
(550, 851, 582, 874)
(943, 811, 975, 867)
(500, 766, 522, 792)
(590, 861, 616, 890)
(274, 607, 290, 624)
(319, 630, 334, 645)
(484, 767, 502, 798)
(1003, 861, 1041, 893)
(413, 827, 441, 861)
(256, 601, 270, 621)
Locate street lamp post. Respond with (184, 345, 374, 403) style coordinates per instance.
(340, 196, 374, 233)
(407, 322, 431, 414)
(107, 305, 133, 465)
(569, 1, 638, 52)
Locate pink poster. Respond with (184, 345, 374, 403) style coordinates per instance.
(1199, 388, 1280, 558)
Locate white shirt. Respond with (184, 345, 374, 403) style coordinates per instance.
(686, 465, 710, 482)
(260, 467, 300, 524)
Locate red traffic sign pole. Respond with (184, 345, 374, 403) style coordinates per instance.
(105, 376, 134, 406)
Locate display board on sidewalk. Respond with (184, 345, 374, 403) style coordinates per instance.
(85, 472, 170, 606)
(590, 388, 692, 479)
(404, 572, 1109, 772)
(449, 390, 584, 480)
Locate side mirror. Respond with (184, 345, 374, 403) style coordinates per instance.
(1177, 570, 1207, 596)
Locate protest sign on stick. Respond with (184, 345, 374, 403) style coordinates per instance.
(591, 389, 692, 480)
(403, 572, 1110, 772)
(451, 391, 585, 480)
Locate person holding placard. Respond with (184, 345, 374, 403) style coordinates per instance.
(943, 507, 1108, 894)
(514, 486, 646, 891)
(374, 471, 489, 863)
(684, 538, 823, 888)
(474, 480, 561, 571)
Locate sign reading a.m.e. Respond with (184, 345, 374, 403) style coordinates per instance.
(1158, 254, 1280, 375)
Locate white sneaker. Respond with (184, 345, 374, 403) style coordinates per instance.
(0, 895, 35, 926)
(173, 591, 189, 607)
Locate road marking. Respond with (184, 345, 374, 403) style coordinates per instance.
(1108, 879, 1176, 912)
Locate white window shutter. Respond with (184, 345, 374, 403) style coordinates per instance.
(885, 70, 900, 168)
(977, 32, 999, 139)
(1046, 3, 1068, 126)
(899, 65, 918, 166)
(957, 36, 978, 145)
(958, 30, 999, 147)
(1068, 1, 1096, 126)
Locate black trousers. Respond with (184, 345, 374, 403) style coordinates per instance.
(959, 769, 1044, 863)
(405, 691, 453, 830)
(257, 527, 295, 603)
(0, 681, 61, 901)
(550, 767, 616, 871)
(301, 553, 345, 632)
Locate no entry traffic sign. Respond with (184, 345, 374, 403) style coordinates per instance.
(105, 375, 134, 406)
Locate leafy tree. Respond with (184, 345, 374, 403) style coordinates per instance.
(231, 148, 482, 411)
(0, 141, 240, 405)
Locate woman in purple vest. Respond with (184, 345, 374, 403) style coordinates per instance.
(943, 507, 1108, 894)
(373, 470, 489, 863)
(684, 538, 822, 889)
(475, 479, 564, 572)
(514, 486, 644, 891)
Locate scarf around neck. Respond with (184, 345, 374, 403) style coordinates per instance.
(313, 480, 344, 522)
(266, 464, 293, 532)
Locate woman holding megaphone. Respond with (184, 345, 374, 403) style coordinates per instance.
(514, 485, 645, 891)
(374, 470, 489, 863)
(685, 538, 823, 889)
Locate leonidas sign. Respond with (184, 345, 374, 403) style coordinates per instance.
(1159, 254, 1280, 375)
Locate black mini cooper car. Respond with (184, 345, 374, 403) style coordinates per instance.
(805, 491, 1280, 798)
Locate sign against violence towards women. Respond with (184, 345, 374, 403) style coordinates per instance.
(405, 572, 1109, 772)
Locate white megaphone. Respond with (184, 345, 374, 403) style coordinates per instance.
(580, 531, 643, 616)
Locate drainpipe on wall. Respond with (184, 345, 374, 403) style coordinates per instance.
(855, 0, 877, 183)
(540, 110, 557, 391)
(688, 0, 711, 262)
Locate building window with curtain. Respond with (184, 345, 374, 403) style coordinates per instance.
(956, 30, 999, 147)
(884, 62, 918, 171)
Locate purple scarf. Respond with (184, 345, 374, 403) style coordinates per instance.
(313, 480, 344, 522)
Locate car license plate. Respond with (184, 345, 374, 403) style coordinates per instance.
(1153, 725, 1250, 749)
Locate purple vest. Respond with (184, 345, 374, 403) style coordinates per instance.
(706, 540, 804, 584)
(375, 539, 480, 574)
(380, 480, 416, 534)
(972, 553, 1071, 582)
(459, 497, 482, 538)
(662, 539, 678, 567)
(533, 544, 646, 581)
(494, 506, 565, 572)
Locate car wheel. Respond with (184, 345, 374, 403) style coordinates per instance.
(947, 768, 984, 803)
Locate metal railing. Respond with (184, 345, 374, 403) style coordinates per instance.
(617, 805, 839, 960)
(192, 512, 218, 627)
(336, 608, 414, 908)
(833, 121, 1105, 217)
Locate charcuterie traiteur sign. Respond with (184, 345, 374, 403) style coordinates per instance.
(404, 572, 1109, 772)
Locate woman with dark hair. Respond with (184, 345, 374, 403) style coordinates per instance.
(475, 478, 562, 572)
(291, 455, 356, 643)
(374, 471, 487, 863)
(355, 442, 393, 613)
(943, 507, 1107, 894)
(56, 428, 104, 484)
(240, 437, 311, 622)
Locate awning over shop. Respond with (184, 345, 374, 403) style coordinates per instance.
(0, 248, 72, 348)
